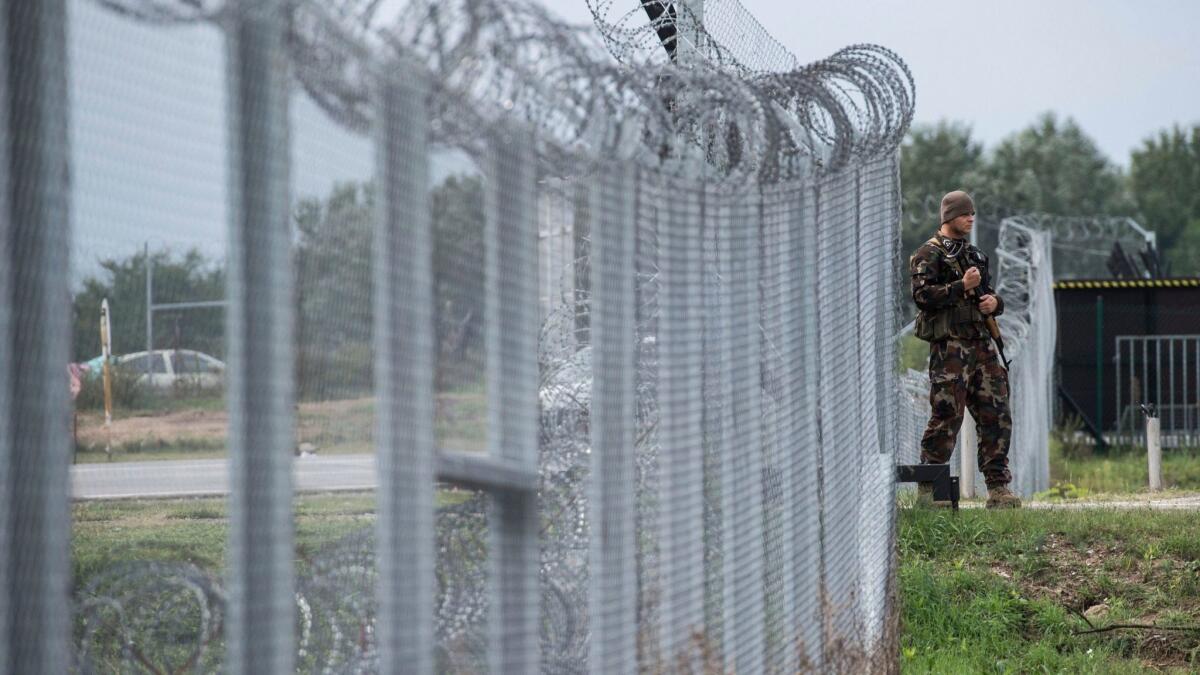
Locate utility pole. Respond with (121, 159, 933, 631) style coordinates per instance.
(100, 299, 113, 459)
(145, 241, 153, 370)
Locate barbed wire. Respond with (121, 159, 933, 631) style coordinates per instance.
(906, 191, 1159, 279)
(998, 214, 1154, 246)
(90, 0, 914, 182)
(1000, 214, 1156, 279)
(91, 0, 223, 23)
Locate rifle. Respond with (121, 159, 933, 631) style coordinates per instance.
(966, 248, 1012, 370)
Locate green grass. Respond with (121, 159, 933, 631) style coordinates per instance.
(71, 481, 1200, 672)
(72, 491, 475, 586)
(435, 391, 487, 452)
(900, 333, 929, 373)
(74, 494, 357, 584)
(1049, 435, 1200, 495)
(72, 390, 488, 462)
(900, 507, 1200, 673)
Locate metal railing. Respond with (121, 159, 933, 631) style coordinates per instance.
(1115, 335, 1200, 447)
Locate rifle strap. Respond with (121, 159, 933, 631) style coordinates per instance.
(927, 235, 976, 300)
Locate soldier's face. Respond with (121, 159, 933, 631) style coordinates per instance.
(948, 212, 975, 238)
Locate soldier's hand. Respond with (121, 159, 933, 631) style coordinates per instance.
(978, 294, 998, 314)
(963, 266, 981, 291)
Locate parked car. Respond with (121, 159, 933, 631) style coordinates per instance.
(86, 349, 226, 390)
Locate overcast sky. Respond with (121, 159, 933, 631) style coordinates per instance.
(789, 0, 1200, 162)
(68, 0, 1200, 280)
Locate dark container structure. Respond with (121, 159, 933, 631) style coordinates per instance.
(1054, 278, 1200, 438)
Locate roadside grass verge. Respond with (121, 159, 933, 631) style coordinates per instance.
(73, 438, 228, 463)
(75, 490, 1200, 671)
(72, 491, 475, 587)
(900, 507, 1200, 673)
(72, 391, 486, 462)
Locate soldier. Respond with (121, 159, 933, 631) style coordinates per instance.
(910, 190, 1021, 509)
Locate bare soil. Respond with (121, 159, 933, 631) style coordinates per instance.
(76, 407, 229, 447)
(1017, 533, 1200, 669)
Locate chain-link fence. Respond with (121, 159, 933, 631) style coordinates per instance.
(4, 0, 915, 672)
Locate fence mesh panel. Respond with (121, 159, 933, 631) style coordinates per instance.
(6, 0, 922, 672)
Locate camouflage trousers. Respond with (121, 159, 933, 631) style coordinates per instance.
(920, 336, 1013, 487)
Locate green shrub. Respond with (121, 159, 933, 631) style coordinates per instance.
(297, 340, 373, 401)
(74, 362, 149, 411)
(1052, 412, 1093, 460)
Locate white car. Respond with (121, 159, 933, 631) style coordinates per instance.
(116, 349, 226, 390)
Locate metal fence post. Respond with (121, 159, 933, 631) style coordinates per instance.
(855, 155, 902, 649)
(374, 61, 434, 675)
(658, 172, 705, 661)
(1115, 338, 1123, 443)
(1146, 409, 1162, 491)
(816, 170, 861, 642)
(727, 186, 766, 673)
(1095, 295, 1104, 433)
(485, 122, 541, 674)
(701, 179, 725, 653)
(588, 160, 638, 674)
(1169, 338, 1176, 432)
(959, 415, 977, 497)
(0, 6, 7, 654)
(224, 1, 295, 671)
(790, 180, 823, 664)
(702, 179, 734, 660)
(146, 241, 153, 359)
(760, 183, 798, 673)
(876, 154, 903, 644)
(2, 1, 72, 671)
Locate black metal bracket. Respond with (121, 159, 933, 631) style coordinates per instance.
(896, 463, 959, 510)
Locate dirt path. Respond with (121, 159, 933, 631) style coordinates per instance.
(964, 493, 1200, 510)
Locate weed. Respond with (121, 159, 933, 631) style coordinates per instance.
(900, 508, 1200, 672)
(1051, 437, 1200, 493)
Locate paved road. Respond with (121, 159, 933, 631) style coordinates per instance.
(72, 454, 376, 500)
(74, 457, 1200, 510)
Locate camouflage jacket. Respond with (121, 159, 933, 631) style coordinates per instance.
(909, 234, 1004, 341)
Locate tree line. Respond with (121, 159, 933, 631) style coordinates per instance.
(72, 174, 486, 402)
(71, 114, 1199, 397)
(901, 113, 1200, 274)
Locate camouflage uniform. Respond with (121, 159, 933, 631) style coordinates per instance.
(910, 234, 1013, 488)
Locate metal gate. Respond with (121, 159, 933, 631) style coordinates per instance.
(1115, 335, 1200, 447)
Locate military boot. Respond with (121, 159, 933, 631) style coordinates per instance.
(915, 482, 953, 509)
(986, 485, 1021, 509)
